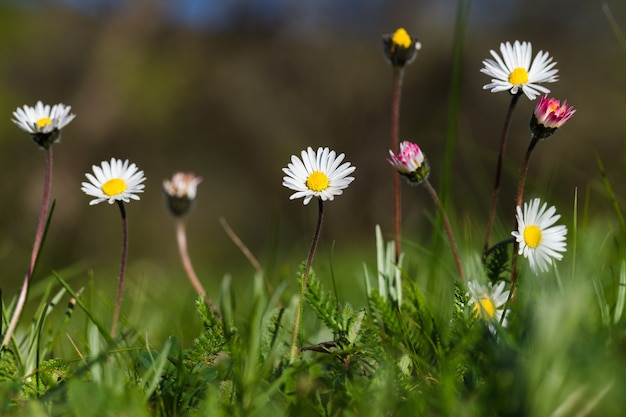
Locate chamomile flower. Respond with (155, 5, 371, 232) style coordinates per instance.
(512, 198, 567, 274)
(480, 41, 558, 100)
(467, 280, 510, 327)
(282, 147, 356, 205)
(12, 101, 75, 148)
(81, 158, 146, 205)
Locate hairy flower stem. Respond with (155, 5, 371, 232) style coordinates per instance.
(509, 134, 540, 289)
(423, 179, 465, 282)
(391, 66, 405, 264)
(177, 218, 207, 297)
(176, 218, 219, 316)
(483, 93, 521, 255)
(289, 198, 324, 364)
(110, 201, 128, 338)
(2, 147, 53, 348)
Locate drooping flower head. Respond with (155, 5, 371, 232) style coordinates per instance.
(81, 158, 146, 205)
(467, 280, 510, 327)
(163, 172, 202, 217)
(388, 141, 430, 185)
(382, 27, 421, 67)
(480, 41, 558, 100)
(530, 95, 576, 139)
(282, 147, 356, 205)
(512, 198, 567, 274)
(12, 101, 75, 148)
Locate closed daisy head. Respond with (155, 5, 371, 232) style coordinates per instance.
(81, 158, 146, 205)
(382, 27, 421, 67)
(388, 141, 430, 184)
(467, 280, 510, 327)
(12, 101, 75, 148)
(512, 198, 567, 274)
(530, 95, 576, 139)
(282, 147, 356, 205)
(163, 172, 202, 217)
(480, 41, 558, 100)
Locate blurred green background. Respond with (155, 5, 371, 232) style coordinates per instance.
(0, 0, 624, 343)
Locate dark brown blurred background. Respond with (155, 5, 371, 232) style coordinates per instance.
(1, 0, 624, 307)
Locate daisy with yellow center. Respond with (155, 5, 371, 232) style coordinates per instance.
(512, 198, 567, 274)
(467, 280, 510, 327)
(81, 158, 146, 205)
(282, 146, 355, 205)
(12, 101, 75, 148)
(480, 41, 558, 100)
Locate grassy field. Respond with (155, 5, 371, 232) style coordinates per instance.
(2, 2, 626, 416)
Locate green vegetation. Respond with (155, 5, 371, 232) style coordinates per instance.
(2, 1, 626, 415)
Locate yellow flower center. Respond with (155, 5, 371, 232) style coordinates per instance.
(473, 298, 496, 319)
(392, 28, 411, 48)
(523, 225, 542, 248)
(102, 178, 127, 197)
(36, 117, 52, 128)
(509, 67, 529, 85)
(306, 171, 329, 192)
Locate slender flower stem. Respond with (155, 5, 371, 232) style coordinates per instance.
(176, 218, 207, 297)
(483, 93, 521, 254)
(391, 66, 405, 264)
(509, 134, 541, 288)
(289, 198, 324, 364)
(2, 147, 53, 348)
(423, 179, 465, 282)
(110, 201, 128, 338)
(176, 218, 220, 316)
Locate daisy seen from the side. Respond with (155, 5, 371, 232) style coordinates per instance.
(12, 101, 76, 148)
(388, 140, 430, 184)
(480, 41, 558, 100)
(467, 280, 510, 327)
(282, 146, 356, 205)
(512, 198, 567, 274)
(81, 158, 146, 205)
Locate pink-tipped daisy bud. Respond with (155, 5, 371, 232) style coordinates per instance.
(388, 141, 430, 185)
(529, 95, 575, 139)
(163, 172, 202, 217)
(382, 27, 421, 67)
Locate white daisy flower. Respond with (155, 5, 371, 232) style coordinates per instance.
(480, 41, 558, 100)
(282, 146, 356, 205)
(81, 158, 146, 205)
(512, 198, 567, 274)
(467, 280, 510, 327)
(12, 101, 75, 136)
